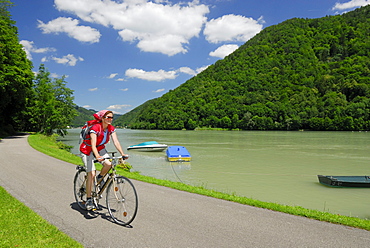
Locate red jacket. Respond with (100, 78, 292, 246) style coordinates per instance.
(80, 123, 115, 155)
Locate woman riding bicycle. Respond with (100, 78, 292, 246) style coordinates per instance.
(80, 109, 128, 210)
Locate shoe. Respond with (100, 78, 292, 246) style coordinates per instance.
(96, 175, 105, 189)
(85, 199, 95, 211)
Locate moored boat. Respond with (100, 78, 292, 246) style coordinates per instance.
(166, 146, 191, 162)
(127, 141, 168, 152)
(317, 175, 370, 188)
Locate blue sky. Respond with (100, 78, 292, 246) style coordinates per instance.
(10, 0, 369, 114)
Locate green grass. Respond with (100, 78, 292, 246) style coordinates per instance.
(28, 134, 83, 166)
(27, 133, 370, 231)
(0, 186, 82, 248)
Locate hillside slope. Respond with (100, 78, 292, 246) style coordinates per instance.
(116, 6, 370, 131)
(71, 106, 96, 127)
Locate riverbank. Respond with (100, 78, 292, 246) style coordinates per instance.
(29, 133, 370, 231)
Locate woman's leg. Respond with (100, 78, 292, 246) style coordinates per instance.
(97, 149, 112, 177)
(99, 160, 112, 176)
(82, 153, 97, 198)
(86, 170, 96, 198)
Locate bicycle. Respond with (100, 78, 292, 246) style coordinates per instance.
(73, 152, 138, 226)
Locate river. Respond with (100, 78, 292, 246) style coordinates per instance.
(60, 129, 370, 219)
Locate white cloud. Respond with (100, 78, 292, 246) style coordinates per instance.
(204, 14, 263, 43)
(89, 87, 98, 91)
(107, 104, 131, 110)
(332, 0, 370, 10)
(132, 33, 188, 56)
(51, 54, 84, 66)
(108, 73, 118, 79)
(120, 88, 129, 91)
(125, 68, 177, 81)
(125, 65, 210, 82)
(196, 65, 209, 74)
(116, 78, 125, 81)
(178, 67, 196, 75)
(83, 105, 92, 108)
(177, 66, 209, 75)
(54, 0, 209, 56)
(209, 44, 239, 58)
(38, 17, 101, 43)
(153, 88, 165, 93)
(50, 73, 60, 78)
(20, 40, 56, 60)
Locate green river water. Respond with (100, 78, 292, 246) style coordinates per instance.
(61, 129, 370, 219)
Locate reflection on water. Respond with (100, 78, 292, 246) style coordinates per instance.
(62, 129, 370, 219)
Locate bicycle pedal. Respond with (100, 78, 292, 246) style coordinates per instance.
(89, 207, 98, 213)
(94, 203, 102, 211)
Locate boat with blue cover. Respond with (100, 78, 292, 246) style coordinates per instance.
(127, 141, 168, 152)
(317, 175, 370, 188)
(166, 146, 191, 162)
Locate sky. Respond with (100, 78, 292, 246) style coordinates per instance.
(10, 0, 370, 114)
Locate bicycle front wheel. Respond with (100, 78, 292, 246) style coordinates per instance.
(73, 168, 87, 210)
(106, 176, 138, 225)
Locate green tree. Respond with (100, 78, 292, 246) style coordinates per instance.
(0, 0, 34, 133)
(30, 65, 76, 136)
(52, 76, 77, 135)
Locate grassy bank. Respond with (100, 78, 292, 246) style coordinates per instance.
(0, 186, 82, 247)
(28, 133, 370, 231)
(1, 133, 82, 247)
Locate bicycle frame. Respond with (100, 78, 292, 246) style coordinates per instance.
(94, 165, 116, 197)
(85, 153, 121, 198)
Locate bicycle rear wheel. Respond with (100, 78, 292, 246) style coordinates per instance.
(73, 168, 87, 210)
(106, 176, 138, 225)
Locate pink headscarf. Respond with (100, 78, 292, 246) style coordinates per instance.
(93, 110, 110, 121)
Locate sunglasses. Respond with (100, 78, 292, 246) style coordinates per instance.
(105, 116, 114, 119)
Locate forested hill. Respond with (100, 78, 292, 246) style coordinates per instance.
(72, 106, 123, 127)
(72, 106, 96, 127)
(116, 6, 370, 131)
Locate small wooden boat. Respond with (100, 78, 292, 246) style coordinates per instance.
(166, 146, 191, 162)
(127, 141, 168, 152)
(317, 175, 370, 188)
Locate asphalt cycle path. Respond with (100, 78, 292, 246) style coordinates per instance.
(1, 134, 370, 248)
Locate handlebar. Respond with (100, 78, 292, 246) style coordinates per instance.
(94, 155, 129, 163)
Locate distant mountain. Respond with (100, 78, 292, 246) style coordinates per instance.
(71, 106, 96, 127)
(118, 6, 370, 131)
(72, 106, 123, 127)
(114, 98, 157, 128)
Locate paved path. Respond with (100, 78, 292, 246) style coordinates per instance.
(1, 134, 370, 247)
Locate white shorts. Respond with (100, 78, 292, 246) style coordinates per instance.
(81, 149, 110, 172)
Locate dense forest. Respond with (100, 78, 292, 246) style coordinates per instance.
(72, 106, 96, 127)
(115, 6, 370, 131)
(0, 0, 76, 136)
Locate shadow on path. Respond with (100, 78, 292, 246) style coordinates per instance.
(69, 202, 133, 228)
(1, 132, 29, 141)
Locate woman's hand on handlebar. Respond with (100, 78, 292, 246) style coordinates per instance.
(122, 154, 129, 160)
(96, 156, 105, 162)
